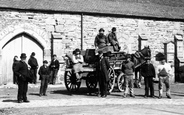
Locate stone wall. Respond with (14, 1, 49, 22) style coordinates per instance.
(0, 9, 184, 84)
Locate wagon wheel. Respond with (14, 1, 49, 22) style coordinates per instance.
(86, 73, 97, 91)
(117, 72, 125, 92)
(64, 70, 81, 92)
(108, 67, 116, 93)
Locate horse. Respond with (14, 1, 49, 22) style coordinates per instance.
(131, 46, 151, 88)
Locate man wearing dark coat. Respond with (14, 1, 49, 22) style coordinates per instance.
(28, 52, 38, 84)
(14, 53, 30, 103)
(140, 57, 156, 98)
(98, 51, 110, 97)
(49, 54, 60, 84)
(107, 27, 120, 52)
(94, 28, 109, 49)
(38, 60, 50, 96)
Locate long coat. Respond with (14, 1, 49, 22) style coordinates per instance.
(98, 57, 110, 82)
(14, 61, 29, 82)
(28, 56, 38, 69)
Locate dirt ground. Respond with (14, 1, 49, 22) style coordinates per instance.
(1, 82, 184, 115)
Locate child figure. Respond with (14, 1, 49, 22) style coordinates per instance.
(38, 60, 50, 96)
(122, 54, 135, 98)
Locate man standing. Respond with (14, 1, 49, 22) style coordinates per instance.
(107, 27, 120, 52)
(122, 54, 135, 98)
(157, 55, 172, 99)
(141, 57, 156, 98)
(14, 53, 30, 103)
(28, 52, 38, 84)
(49, 54, 60, 85)
(94, 28, 109, 49)
(38, 60, 50, 96)
(98, 51, 110, 98)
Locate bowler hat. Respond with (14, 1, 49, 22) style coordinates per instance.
(99, 28, 105, 32)
(31, 52, 35, 56)
(112, 27, 116, 31)
(43, 60, 48, 64)
(20, 53, 27, 59)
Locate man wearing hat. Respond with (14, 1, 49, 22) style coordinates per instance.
(157, 55, 172, 99)
(28, 52, 38, 84)
(140, 57, 156, 98)
(49, 54, 60, 84)
(122, 54, 135, 98)
(38, 60, 50, 96)
(94, 28, 109, 49)
(14, 53, 30, 103)
(107, 27, 120, 52)
(72, 48, 84, 80)
(97, 50, 110, 97)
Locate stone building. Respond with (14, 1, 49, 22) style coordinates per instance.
(0, 0, 184, 84)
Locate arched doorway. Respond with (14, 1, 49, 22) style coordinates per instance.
(1, 33, 44, 84)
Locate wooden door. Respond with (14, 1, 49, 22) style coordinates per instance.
(1, 33, 43, 84)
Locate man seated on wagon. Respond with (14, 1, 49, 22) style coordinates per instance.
(72, 48, 84, 80)
(94, 28, 109, 49)
(94, 28, 113, 54)
(107, 27, 121, 52)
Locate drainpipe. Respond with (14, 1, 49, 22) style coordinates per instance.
(81, 13, 83, 50)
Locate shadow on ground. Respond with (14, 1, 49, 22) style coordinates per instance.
(2, 99, 18, 103)
(49, 87, 99, 97)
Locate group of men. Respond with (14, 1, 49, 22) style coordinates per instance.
(96, 50, 172, 99)
(94, 27, 172, 99)
(12, 53, 60, 103)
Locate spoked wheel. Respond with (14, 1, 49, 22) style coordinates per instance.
(108, 67, 116, 93)
(86, 73, 97, 91)
(64, 70, 81, 92)
(117, 72, 125, 92)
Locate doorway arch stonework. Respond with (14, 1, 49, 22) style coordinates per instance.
(0, 22, 51, 84)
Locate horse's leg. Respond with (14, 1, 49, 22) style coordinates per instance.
(134, 68, 139, 88)
(138, 70, 142, 88)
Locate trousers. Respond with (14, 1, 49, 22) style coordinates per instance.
(124, 75, 134, 95)
(144, 77, 154, 96)
(17, 79, 28, 101)
(159, 76, 170, 96)
(31, 68, 37, 84)
(40, 75, 49, 95)
(50, 69, 58, 84)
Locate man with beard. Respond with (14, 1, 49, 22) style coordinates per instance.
(14, 53, 30, 103)
(94, 28, 109, 50)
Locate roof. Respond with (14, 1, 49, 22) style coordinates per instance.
(0, 0, 184, 20)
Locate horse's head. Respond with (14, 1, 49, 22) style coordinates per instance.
(140, 46, 151, 58)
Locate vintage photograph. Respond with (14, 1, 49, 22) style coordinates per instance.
(0, 0, 184, 115)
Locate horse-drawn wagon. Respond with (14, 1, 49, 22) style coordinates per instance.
(63, 46, 151, 93)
